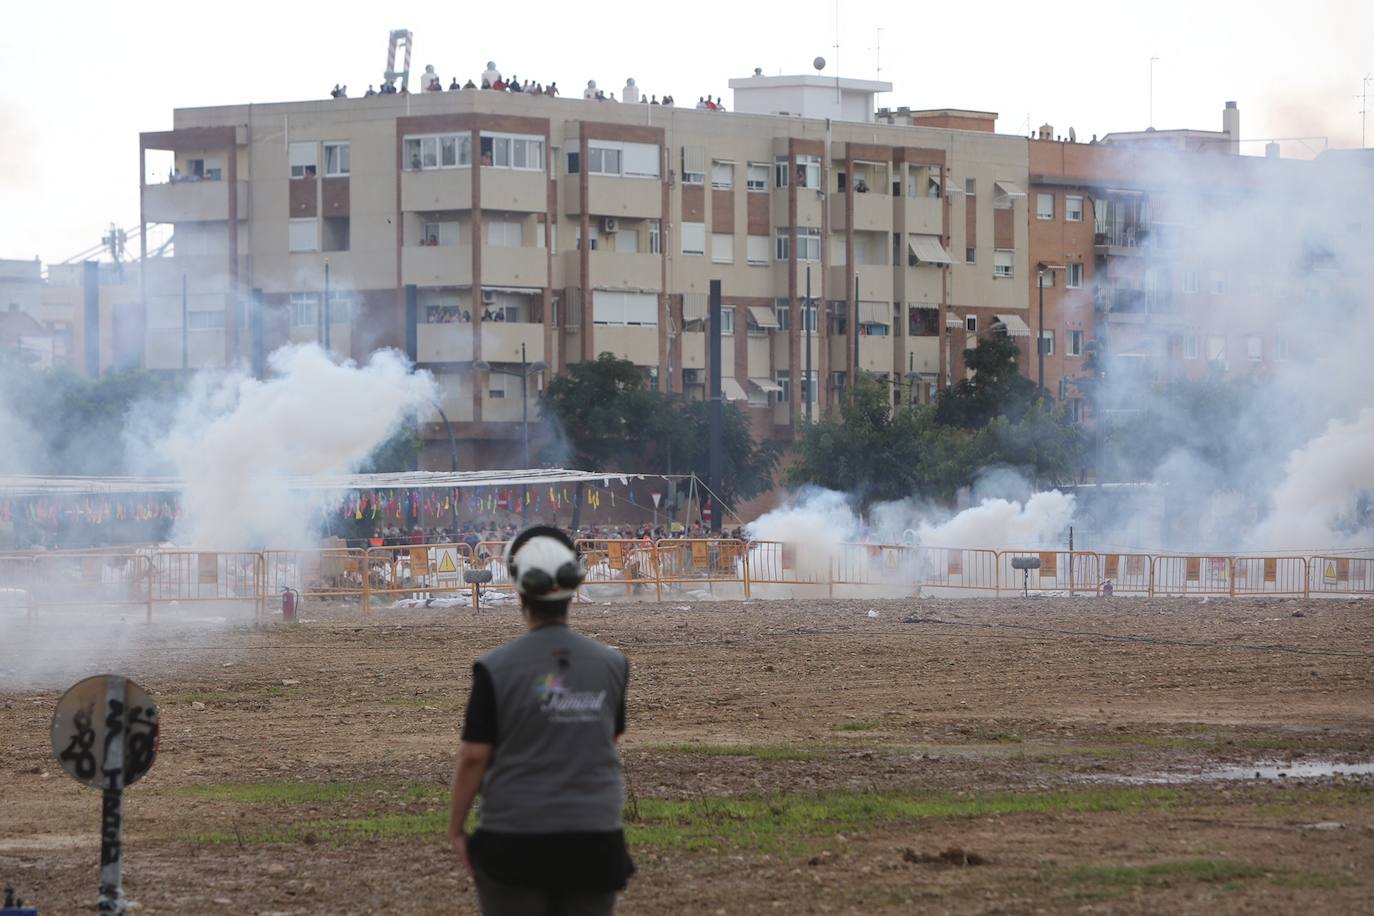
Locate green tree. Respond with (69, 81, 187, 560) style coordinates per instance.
(971, 400, 1087, 487)
(935, 333, 1038, 429)
(540, 353, 778, 502)
(787, 375, 971, 507)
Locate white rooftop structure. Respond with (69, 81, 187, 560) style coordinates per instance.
(728, 72, 893, 123)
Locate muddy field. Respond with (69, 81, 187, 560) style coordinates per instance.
(2, 595, 1373, 914)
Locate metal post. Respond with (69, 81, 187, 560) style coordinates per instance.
(250, 288, 265, 379)
(323, 260, 331, 352)
(852, 274, 860, 389)
(180, 274, 188, 370)
(1037, 269, 1045, 394)
(521, 342, 530, 468)
(707, 280, 723, 535)
(805, 266, 812, 423)
(98, 676, 127, 914)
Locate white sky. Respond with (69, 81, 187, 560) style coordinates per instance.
(1, 0, 1370, 264)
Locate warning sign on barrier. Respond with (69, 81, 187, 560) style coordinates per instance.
(1324, 561, 1338, 583)
(434, 547, 460, 579)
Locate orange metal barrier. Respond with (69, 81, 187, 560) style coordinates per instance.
(148, 551, 265, 622)
(830, 543, 921, 594)
(361, 543, 476, 613)
(262, 548, 368, 600)
(1149, 555, 1233, 597)
(1099, 553, 1153, 595)
(578, 539, 663, 601)
(1229, 556, 1309, 597)
(742, 540, 831, 593)
(996, 551, 1102, 596)
(655, 538, 746, 596)
(1308, 555, 1374, 596)
(1, 552, 154, 621)
(912, 547, 1000, 595)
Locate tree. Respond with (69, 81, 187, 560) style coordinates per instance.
(787, 375, 971, 507)
(971, 400, 1086, 487)
(935, 333, 1038, 429)
(540, 353, 778, 503)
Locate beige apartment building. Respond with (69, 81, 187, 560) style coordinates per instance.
(138, 78, 1034, 467)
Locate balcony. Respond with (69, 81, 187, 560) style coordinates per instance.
(904, 196, 943, 235)
(681, 331, 705, 369)
(830, 265, 892, 303)
(905, 338, 940, 375)
(477, 321, 544, 364)
(480, 169, 547, 212)
(858, 333, 894, 373)
(1093, 225, 1149, 257)
(565, 176, 662, 218)
(403, 245, 473, 287)
(593, 325, 659, 365)
(830, 192, 893, 232)
(401, 169, 472, 212)
(417, 323, 475, 363)
(483, 245, 548, 288)
(588, 250, 661, 290)
(143, 179, 247, 223)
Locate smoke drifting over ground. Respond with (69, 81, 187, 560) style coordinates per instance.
(136, 344, 436, 548)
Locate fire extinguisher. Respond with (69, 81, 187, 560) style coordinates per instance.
(281, 587, 301, 622)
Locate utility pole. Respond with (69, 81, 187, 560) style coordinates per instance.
(707, 280, 723, 535)
(323, 259, 331, 352)
(805, 266, 813, 423)
(1038, 267, 1046, 394)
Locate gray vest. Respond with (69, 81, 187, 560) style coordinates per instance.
(477, 625, 627, 833)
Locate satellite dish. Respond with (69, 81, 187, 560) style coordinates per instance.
(813, 56, 826, 71)
(1069, 127, 1077, 142)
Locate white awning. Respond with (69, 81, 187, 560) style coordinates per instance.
(482, 286, 541, 295)
(994, 180, 1027, 199)
(720, 378, 748, 401)
(749, 377, 783, 394)
(858, 301, 890, 324)
(946, 315, 964, 328)
(995, 314, 1032, 337)
(746, 306, 780, 329)
(908, 235, 953, 265)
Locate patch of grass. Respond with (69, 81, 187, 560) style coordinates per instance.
(650, 743, 825, 762)
(174, 781, 448, 805)
(624, 786, 1182, 855)
(1064, 859, 1265, 899)
(836, 722, 879, 732)
(181, 811, 453, 846)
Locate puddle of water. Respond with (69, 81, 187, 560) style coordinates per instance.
(1118, 760, 1374, 784)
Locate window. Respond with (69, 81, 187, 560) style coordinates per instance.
(587, 144, 624, 176)
(289, 142, 317, 179)
(1183, 334, 1200, 360)
(488, 220, 522, 247)
(1039, 330, 1055, 356)
(710, 233, 734, 263)
(322, 216, 349, 252)
(1069, 399, 1085, 423)
(648, 220, 661, 254)
(592, 290, 659, 326)
(614, 228, 640, 254)
(720, 305, 735, 335)
(1040, 270, 1056, 288)
(776, 369, 790, 403)
(966, 247, 976, 263)
(774, 157, 790, 188)
(324, 142, 350, 176)
(828, 301, 848, 335)
(746, 163, 769, 192)
(567, 150, 580, 174)
(965, 177, 976, 196)
(188, 158, 223, 180)
(680, 222, 706, 256)
(422, 221, 460, 246)
(909, 307, 940, 336)
(777, 299, 818, 332)
(480, 133, 544, 170)
(1211, 271, 1226, 295)
(1207, 335, 1226, 363)
(777, 227, 820, 261)
(711, 161, 734, 190)
(796, 155, 820, 189)
(746, 235, 769, 265)
(288, 218, 319, 252)
(404, 133, 471, 170)
(966, 315, 978, 333)
(290, 292, 321, 327)
(1036, 192, 1055, 220)
(187, 310, 225, 330)
(1066, 195, 1083, 222)
(1246, 336, 1262, 361)
(1183, 269, 1200, 294)
(1068, 329, 1084, 356)
(1066, 263, 1084, 288)
(993, 249, 1014, 278)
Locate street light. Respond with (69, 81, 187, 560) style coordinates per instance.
(520, 342, 547, 469)
(1036, 263, 1066, 395)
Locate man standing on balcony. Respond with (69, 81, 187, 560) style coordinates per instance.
(448, 526, 634, 915)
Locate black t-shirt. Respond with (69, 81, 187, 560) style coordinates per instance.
(462, 660, 634, 892)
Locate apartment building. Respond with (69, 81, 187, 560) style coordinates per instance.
(0, 258, 139, 372)
(137, 77, 1032, 467)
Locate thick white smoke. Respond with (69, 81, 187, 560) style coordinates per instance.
(148, 344, 437, 548)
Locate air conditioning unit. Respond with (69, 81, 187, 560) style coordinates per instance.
(682, 368, 704, 385)
(481, 289, 497, 305)
(600, 216, 619, 234)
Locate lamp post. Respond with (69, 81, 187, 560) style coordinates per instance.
(520, 342, 547, 468)
(430, 400, 460, 530)
(323, 259, 331, 352)
(804, 266, 813, 423)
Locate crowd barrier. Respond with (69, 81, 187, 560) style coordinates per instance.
(1, 544, 1371, 619)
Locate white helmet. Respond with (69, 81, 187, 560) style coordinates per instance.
(505, 526, 585, 601)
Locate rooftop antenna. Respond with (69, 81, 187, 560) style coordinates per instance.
(1149, 55, 1161, 127)
(873, 26, 885, 109)
(833, 0, 841, 104)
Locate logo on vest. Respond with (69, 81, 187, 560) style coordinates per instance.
(532, 673, 606, 722)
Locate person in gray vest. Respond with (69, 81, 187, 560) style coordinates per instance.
(449, 525, 634, 915)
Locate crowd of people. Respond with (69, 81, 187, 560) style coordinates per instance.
(424, 307, 514, 324)
(348, 521, 749, 553)
(330, 62, 718, 111)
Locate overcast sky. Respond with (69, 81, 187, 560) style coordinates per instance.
(2, 1, 1370, 265)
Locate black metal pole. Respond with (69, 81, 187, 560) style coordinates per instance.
(805, 266, 812, 423)
(250, 288, 265, 379)
(432, 402, 460, 530)
(852, 274, 860, 388)
(1037, 270, 1045, 394)
(521, 342, 530, 468)
(708, 279, 723, 535)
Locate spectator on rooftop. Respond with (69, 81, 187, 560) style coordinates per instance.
(482, 61, 502, 87)
(423, 65, 443, 91)
(649, 94, 659, 105)
(464, 78, 477, 89)
(493, 77, 507, 91)
(546, 82, 559, 97)
(509, 75, 523, 93)
(696, 96, 708, 109)
(608, 91, 617, 102)
(713, 96, 726, 112)
(663, 95, 674, 106)
(583, 80, 598, 100)
(706, 97, 718, 110)
(449, 78, 461, 90)
(365, 85, 377, 97)
(623, 78, 640, 104)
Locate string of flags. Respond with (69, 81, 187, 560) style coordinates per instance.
(0, 496, 182, 526)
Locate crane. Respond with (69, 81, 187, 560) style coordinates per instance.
(384, 29, 414, 92)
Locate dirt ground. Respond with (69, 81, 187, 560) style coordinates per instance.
(2, 594, 1372, 915)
